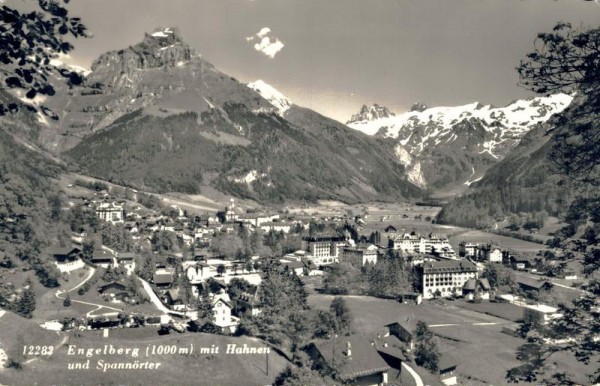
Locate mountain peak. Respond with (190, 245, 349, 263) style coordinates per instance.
(90, 27, 195, 74)
(346, 103, 394, 124)
(410, 102, 428, 112)
(144, 27, 185, 45)
(247, 79, 292, 115)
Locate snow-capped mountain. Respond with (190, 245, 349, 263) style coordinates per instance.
(51, 28, 423, 203)
(347, 103, 394, 124)
(347, 94, 573, 190)
(247, 79, 292, 116)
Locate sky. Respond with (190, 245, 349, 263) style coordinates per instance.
(14, 0, 600, 122)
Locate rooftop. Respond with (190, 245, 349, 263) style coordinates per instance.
(311, 335, 390, 382)
(422, 260, 477, 274)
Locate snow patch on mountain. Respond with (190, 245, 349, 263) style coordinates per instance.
(151, 28, 174, 38)
(247, 80, 292, 116)
(348, 94, 572, 140)
(49, 54, 92, 77)
(394, 145, 426, 188)
(233, 170, 267, 185)
(347, 93, 572, 157)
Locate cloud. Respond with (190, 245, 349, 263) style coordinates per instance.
(246, 27, 285, 58)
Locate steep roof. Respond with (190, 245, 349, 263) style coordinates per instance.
(479, 278, 491, 290)
(48, 246, 80, 256)
(463, 278, 477, 291)
(311, 335, 390, 382)
(516, 277, 552, 290)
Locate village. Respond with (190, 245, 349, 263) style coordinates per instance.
(0, 178, 585, 386)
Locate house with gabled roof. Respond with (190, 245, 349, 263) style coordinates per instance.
(49, 246, 84, 273)
(516, 277, 553, 293)
(90, 249, 116, 268)
(211, 291, 239, 333)
(306, 335, 390, 386)
(462, 278, 492, 301)
(384, 318, 417, 351)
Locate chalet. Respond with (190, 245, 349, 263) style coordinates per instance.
(98, 282, 127, 295)
(342, 244, 378, 266)
(230, 284, 262, 316)
(91, 250, 115, 268)
(50, 246, 85, 272)
(384, 319, 416, 351)
(462, 278, 491, 301)
(153, 268, 175, 287)
(420, 260, 478, 299)
(162, 290, 186, 311)
(117, 252, 136, 275)
(374, 333, 406, 370)
(98, 282, 135, 303)
(307, 335, 390, 386)
(49, 247, 81, 263)
(508, 255, 535, 270)
(439, 354, 458, 386)
(516, 277, 553, 293)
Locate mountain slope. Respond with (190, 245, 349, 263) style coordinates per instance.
(62, 29, 422, 203)
(435, 91, 594, 228)
(346, 95, 572, 190)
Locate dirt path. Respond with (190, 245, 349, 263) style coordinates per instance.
(54, 267, 123, 318)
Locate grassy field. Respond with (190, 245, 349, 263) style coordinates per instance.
(449, 230, 547, 254)
(0, 310, 289, 386)
(456, 300, 524, 322)
(308, 294, 596, 385)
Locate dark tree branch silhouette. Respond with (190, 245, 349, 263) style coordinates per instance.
(0, 0, 88, 115)
(508, 22, 600, 385)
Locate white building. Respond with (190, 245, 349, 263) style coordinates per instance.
(523, 304, 562, 325)
(302, 235, 347, 266)
(211, 292, 239, 334)
(391, 233, 456, 258)
(488, 248, 503, 263)
(95, 202, 124, 224)
(421, 260, 478, 299)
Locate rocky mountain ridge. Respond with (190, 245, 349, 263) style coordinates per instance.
(347, 103, 395, 124)
(346, 94, 573, 190)
(58, 28, 423, 203)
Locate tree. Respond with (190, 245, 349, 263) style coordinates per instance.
(413, 321, 440, 372)
(0, 0, 88, 115)
(482, 264, 498, 288)
(48, 194, 62, 222)
(216, 264, 226, 277)
(329, 297, 352, 335)
(507, 22, 600, 384)
(63, 294, 71, 307)
(16, 281, 36, 318)
(517, 22, 600, 186)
